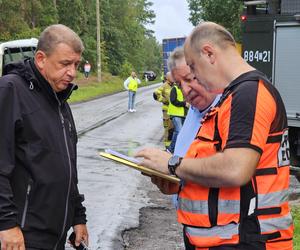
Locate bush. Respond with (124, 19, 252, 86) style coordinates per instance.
(119, 61, 134, 79)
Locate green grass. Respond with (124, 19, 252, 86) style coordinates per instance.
(69, 72, 161, 103)
(69, 77, 123, 103)
(293, 206, 300, 249)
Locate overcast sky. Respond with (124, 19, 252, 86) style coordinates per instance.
(147, 0, 194, 43)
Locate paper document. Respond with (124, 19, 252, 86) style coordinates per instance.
(99, 149, 180, 184)
(104, 149, 142, 164)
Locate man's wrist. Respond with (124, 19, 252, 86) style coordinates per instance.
(168, 155, 182, 177)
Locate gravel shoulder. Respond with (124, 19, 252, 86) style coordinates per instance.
(121, 179, 184, 250)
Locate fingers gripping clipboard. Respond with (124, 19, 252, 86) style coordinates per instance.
(99, 149, 180, 184)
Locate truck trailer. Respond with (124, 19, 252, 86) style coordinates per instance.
(162, 37, 186, 75)
(241, 0, 300, 176)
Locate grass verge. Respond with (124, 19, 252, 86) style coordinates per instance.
(293, 205, 300, 249)
(69, 72, 161, 103)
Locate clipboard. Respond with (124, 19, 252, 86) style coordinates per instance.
(99, 149, 180, 184)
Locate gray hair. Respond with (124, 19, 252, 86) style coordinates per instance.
(190, 22, 236, 53)
(167, 46, 185, 72)
(37, 24, 84, 55)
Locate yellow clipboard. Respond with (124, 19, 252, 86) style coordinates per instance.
(99, 151, 180, 184)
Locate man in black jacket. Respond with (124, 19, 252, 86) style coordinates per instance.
(0, 24, 88, 249)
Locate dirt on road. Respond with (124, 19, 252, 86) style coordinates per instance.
(122, 179, 184, 250)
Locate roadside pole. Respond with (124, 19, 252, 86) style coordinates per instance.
(96, 0, 101, 82)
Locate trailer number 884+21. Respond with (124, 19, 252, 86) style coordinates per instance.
(243, 50, 271, 63)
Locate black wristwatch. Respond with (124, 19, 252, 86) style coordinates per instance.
(168, 155, 182, 176)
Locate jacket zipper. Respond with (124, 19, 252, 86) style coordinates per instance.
(21, 181, 32, 228)
(54, 96, 73, 250)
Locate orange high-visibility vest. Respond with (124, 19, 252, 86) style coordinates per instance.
(178, 72, 293, 249)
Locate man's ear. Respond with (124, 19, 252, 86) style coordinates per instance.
(34, 51, 47, 70)
(201, 44, 216, 64)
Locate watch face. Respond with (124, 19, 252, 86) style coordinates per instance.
(169, 155, 180, 166)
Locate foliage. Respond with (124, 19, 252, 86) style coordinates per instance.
(119, 61, 134, 79)
(100, 0, 158, 75)
(187, 0, 243, 42)
(0, 0, 32, 40)
(0, 0, 161, 79)
(57, 0, 87, 36)
(141, 36, 162, 76)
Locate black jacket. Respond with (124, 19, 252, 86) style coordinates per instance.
(0, 59, 86, 249)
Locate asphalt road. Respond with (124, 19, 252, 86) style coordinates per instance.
(70, 83, 167, 249)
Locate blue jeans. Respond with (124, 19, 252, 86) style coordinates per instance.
(168, 116, 184, 153)
(128, 90, 136, 110)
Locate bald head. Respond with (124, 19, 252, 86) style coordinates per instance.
(188, 22, 236, 53)
(184, 21, 254, 93)
(37, 24, 84, 56)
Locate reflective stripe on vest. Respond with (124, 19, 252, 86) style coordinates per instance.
(178, 198, 209, 214)
(128, 77, 138, 91)
(258, 189, 289, 208)
(178, 198, 240, 215)
(179, 189, 289, 215)
(185, 223, 239, 247)
(260, 213, 293, 233)
(167, 85, 185, 117)
(185, 214, 293, 248)
(186, 222, 238, 238)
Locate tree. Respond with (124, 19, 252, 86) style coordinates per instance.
(100, 0, 156, 75)
(187, 0, 243, 41)
(140, 35, 162, 75)
(0, 0, 162, 80)
(38, 0, 58, 28)
(57, 0, 87, 35)
(0, 0, 31, 40)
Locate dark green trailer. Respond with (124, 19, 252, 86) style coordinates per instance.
(0, 38, 38, 77)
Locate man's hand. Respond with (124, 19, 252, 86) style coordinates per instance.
(151, 176, 180, 194)
(73, 224, 89, 247)
(135, 148, 180, 195)
(0, 227, 25, 250)
(135, 148, 171, 174)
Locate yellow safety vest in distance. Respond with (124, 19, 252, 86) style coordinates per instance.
(167, 85, 185, 117)
(128, 77, 138, 92)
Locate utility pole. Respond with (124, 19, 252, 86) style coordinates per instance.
(96, 0, 101, 82)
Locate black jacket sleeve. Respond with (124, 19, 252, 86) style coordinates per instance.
(0, 81, 21, 230)
(66, 105, 87, 226)
(72, 185, 87, 226)
(170, 87, 186, 107)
